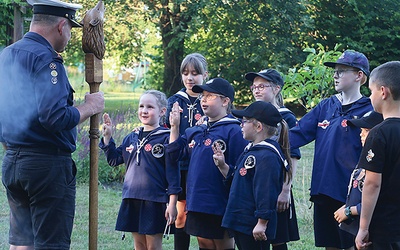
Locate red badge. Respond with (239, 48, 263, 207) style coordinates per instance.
(341, 119, 348, 127)
(144, 143, 152, 151)
(353, 179, 358, 189)
(126, 144, 134, 153)
(204, 138, 212, 146)
(317, 120, 330, 129)
(239, 167, 247, 176)
(195, 113, 202, 121)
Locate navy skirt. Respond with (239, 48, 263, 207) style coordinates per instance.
(115, 198, 168, 235)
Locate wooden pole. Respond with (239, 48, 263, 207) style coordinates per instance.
(85, 53, 102, 250)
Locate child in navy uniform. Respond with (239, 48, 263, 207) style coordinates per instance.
(165, 53, 208, 250)
(168, 78, 248, 250)
(289, 50, 372, 250)
(214, 101, 292, 250)
(333, 111, 383, 236)
(246, 69, 300, 250)
(100, 90, 181, 250)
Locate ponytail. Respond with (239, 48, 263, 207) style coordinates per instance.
(278, 119, 292, 184)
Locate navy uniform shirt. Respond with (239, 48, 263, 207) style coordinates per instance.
(289, 94, 372, 202)
(0, 32, 80, 152)
(222, 139, 286, 239)
(100, 127, 181, 203)
(167, 116, 248, 216)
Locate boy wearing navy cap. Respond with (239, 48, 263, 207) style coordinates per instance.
(289, 50, 373, 250)
(0, 0, 104, 249)
(214, 101, 292, 250)
(169, 78, 247, 250)
(356, 61, 400, 249)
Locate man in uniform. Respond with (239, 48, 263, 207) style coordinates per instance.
(0, 0, 104, 249)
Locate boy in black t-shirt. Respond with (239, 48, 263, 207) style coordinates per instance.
(355, 61, 400, 250)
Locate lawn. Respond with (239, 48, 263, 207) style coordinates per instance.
(0, 84, 318, 249)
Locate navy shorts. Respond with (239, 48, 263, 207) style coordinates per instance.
(2, 148, 76, 249)
(185, 211, 232, 239)
(115, 198, 168, 234)
(312, 195, 354, 248)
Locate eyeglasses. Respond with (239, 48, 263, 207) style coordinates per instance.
(250, 84, 274, 92)
(241, 118, 254, 126)
(333, 69, 359, 78)
(198, 93, 225, 101)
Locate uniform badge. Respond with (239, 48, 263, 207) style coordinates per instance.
(51, 70, 58, 77)
(49, 62, 57, 70)
(195, 113, 202, 121)
(239, 167, 247, 176)
(144, 143, 152, 152)
(126, 144, 134, 153)
(212, 139, 226, 153)
(51, 77, 58, 85)
(366, 149, 374, 162)
(204, 138, 212, 146)
(244, 155, 256, 169)
(341, 119, 347, 127)
(188, 139, 196, 148)
(318, 120, 330, 129)
(151, 143, 164, 158)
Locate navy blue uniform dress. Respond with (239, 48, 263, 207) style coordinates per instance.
(100, 127, 181, 234)
(167, 116, 248, 239)
(222, 139, 286, 249)
(0, 32, 80, 249)
(166, 89, 203, 200)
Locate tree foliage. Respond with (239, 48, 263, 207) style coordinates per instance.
(2, 0, 400, 108)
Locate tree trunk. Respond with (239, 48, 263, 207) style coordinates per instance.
(159, 3, 185, 97)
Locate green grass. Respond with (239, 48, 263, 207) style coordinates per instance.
(0, 142, 316, 249)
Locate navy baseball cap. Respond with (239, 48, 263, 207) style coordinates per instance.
(347, 111, 383, 129)
(324, 50, 370, 76)
(245, 69, 284, 87)
(193, 78, 235, 102)
(27, 0, 82, 28)
(232, 101, 282, 127)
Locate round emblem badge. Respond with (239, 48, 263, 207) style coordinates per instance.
(204, 138, 212, 146)
(239, 167, 247, 176)
(144, 143, 152, 152)
(212, 139, 226, 153)
(51, 77, 58, 84)
(49, 62, 57, 70)
(244, 155, 256, 169)
(151, 143, 164, 158)
(51, 70, 58, 77)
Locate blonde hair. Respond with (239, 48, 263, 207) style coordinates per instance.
(141, 90, 168, 124)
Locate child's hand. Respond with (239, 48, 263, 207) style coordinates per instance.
(212, 143, 226, 167)
(169, 102, 182, 127)
(253, 220, 268, 241)
(102, 113, 113, 144)
(165, 203, 177, 225)
(334, 204, 347, 223)
(276, 188, 290, 212)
